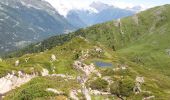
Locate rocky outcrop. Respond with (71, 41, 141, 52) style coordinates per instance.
(94, 47, 103, 53)
(72, 48, 105, 99)
(15, 60, 20, 66)
(51, 54, 57, 62)
(41, 68, 49, 76)
(102, 76, 113, 85)
(82, 86, 91, 100)
(0, 68, 51, 97)
(132, 14, 139, 25)
(51, 74, 74, 80)
(114, 19, 121, 27)
(166, 49, 170, 56)
(46, 88, 64, 95)
(70, 90, 79, 100)
(73, 61, 95, 76)
(90, 90, 111, 95)
(142, 95, 155, 100)
(133, 76, 144, 94)
(113, 64, 128, 71)
(80, 50, 90, 61)
(0, 71, 37, 94)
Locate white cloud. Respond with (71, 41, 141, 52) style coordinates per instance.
(112, 2, 135, 8)
(45, 0, 94, 17)
(44, 0, 147, 17)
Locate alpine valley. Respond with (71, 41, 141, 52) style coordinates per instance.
(0, 0, 170, 100)
(0, 0, 137, 55)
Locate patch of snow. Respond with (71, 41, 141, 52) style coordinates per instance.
(0, 19, 4, 21)
(37, 27, 45, 32)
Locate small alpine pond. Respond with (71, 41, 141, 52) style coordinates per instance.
(95, 61, 113, 67)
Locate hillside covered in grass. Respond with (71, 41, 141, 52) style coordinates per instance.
(2, 37, 170, 100)
(8, 4, 170, 55)
(0, 4, 170, 100)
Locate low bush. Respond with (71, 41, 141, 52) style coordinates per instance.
(89, 78, 108, 91)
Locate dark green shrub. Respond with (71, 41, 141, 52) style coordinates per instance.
(101, 68, 114, 76)
(89, 78, 108, 91)
(110, 81, 120, 95)
(119, 77, 134, 97)
(110, 77, 134, 97)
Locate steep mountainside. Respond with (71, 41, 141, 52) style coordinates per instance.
(1, 4, 170, 100)
(0, 0, 74, 54)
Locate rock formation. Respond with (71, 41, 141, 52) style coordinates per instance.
(166, 49, 170, 56)
(70, 90, 79, 100)
(15, 60, 20, 66)
(73, 61, 95, 76)
(46, 88, 64, 95)
(133, 76, 144, 94)
(0, 71, 37, 94)
(41, 69, 49, 76)
(51, 54, 56, 61)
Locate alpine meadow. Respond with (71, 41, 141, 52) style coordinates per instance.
(0, 0, 170, 100)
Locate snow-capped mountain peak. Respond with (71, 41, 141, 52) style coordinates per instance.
(90, 1, 114, 11)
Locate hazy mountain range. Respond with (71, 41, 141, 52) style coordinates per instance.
(0, 0, 142, 55)
(66, 1, 142, 27)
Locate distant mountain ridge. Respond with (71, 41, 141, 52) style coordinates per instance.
(66, 1, 137, 26)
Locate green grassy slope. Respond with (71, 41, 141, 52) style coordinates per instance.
(7, 4, 170, 76)
(7, 4, 170, 57)
(3, 37, 170, 100)
(1, 37, 115, 99)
